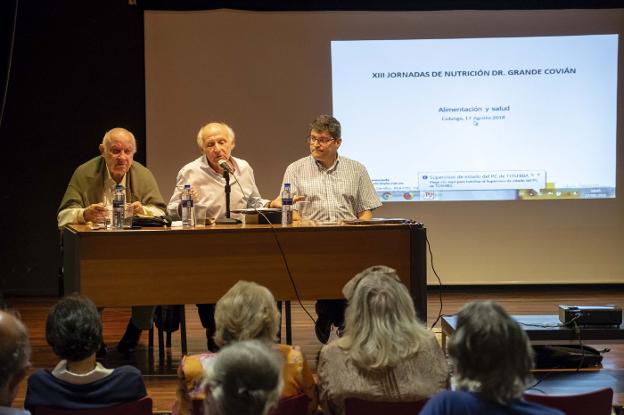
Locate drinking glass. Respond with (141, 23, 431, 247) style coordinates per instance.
(295, 200, 315, 225)
(123, 203, 134, 228)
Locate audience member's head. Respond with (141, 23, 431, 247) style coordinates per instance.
(339, 265, 431, 369)
(448, 300, 534, 404)
(46, 294, 102, 362)
(214, 281, 280, 348)
(0, 310, 30, 406)
(203, 340, 283, 415)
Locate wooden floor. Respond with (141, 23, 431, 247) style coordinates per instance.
(7, 285, 624, 414)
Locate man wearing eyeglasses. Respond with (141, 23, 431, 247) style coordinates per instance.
(279, 114, 382, 343)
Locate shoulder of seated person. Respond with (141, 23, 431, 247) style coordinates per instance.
(318, 341, 344, 357)
(114, 365, 143, 375)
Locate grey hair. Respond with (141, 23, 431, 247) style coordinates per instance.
(338, 265, 432, 369)
(101, 128, 137, 153)
(448, 301, 534, 404)
(0, 311, 30, 390)
(214, 281, 280, 348)
(196, 122, 236, 149)
(203, 340, 283, 415)
(310, 114, 341, 139)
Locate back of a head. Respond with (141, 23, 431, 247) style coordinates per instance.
(203, 340, 283, 415)
(46, 294, 102, 361)
(214, 281, 280, 347)
(448, 301, 534, 404)
(0, 310, 30, 400)
(341, 265, 430, 369)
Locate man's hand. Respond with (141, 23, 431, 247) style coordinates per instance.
(83, 203, 110, 223)
(131, 201, 145, 215)
(268, 194, 305, 208)
(189, 187, 201, 203)
(357, 210, 373, 220)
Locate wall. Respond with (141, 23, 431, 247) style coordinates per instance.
(0, 0, 145, 295)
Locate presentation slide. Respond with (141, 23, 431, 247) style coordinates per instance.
(332, 35, 618, 202)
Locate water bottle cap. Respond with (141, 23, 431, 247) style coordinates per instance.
(184, 184, 191, 189)
(115, 184, 123, 190)
(284, 183, 291, 189)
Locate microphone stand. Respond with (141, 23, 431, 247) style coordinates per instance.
(216, 167, 241, 225)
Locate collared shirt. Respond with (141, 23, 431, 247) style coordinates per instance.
(51, 360, 114, 385)
(281, 155, 382, 222)
(57, 169, 165, 227)
(167, 155, 268, 222)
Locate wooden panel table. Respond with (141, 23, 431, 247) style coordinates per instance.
(63, 222, 428, 320)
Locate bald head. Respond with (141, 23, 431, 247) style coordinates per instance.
(101, 128, 137, 152)
(99, 128, 137, 183)
(0, 311, 30, 405)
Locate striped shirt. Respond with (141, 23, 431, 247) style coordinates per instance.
(281, 155, 382, 222)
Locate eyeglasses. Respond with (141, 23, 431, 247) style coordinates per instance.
(307, 135, 336, 145)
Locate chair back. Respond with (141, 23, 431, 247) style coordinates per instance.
(192, 393, 309, 415)
(269, 393, 311, 415)
(344, 397, 430, 415)
(33, 396, 153, 415)
(191, 397, 204, 415)
(524, 387, 613, 415)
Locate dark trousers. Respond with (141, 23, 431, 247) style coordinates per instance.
(197, 303, 216, 333)
(316, 299, 346, 326)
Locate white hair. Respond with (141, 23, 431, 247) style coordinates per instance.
(101, 127, 136, 153)
(203, 340, 283, 415)
(196, 122, 235, 149)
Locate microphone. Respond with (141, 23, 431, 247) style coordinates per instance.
(218, 159, 231, 173)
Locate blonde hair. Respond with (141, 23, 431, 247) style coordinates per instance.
(338, 265, 432, 369)
(214, 281, 280, 347)
(196, 122, 235, 149)
(102, 127, 136, 152)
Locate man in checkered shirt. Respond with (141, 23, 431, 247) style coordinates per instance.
(280, 114, 382, 343)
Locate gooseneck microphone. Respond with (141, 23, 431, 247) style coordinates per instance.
(218, 159, 231, 173)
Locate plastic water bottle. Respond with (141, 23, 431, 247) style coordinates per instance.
(181, 184, 194, 228)
(112, 184, 125, 230)
(281, 183, 292, 226)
